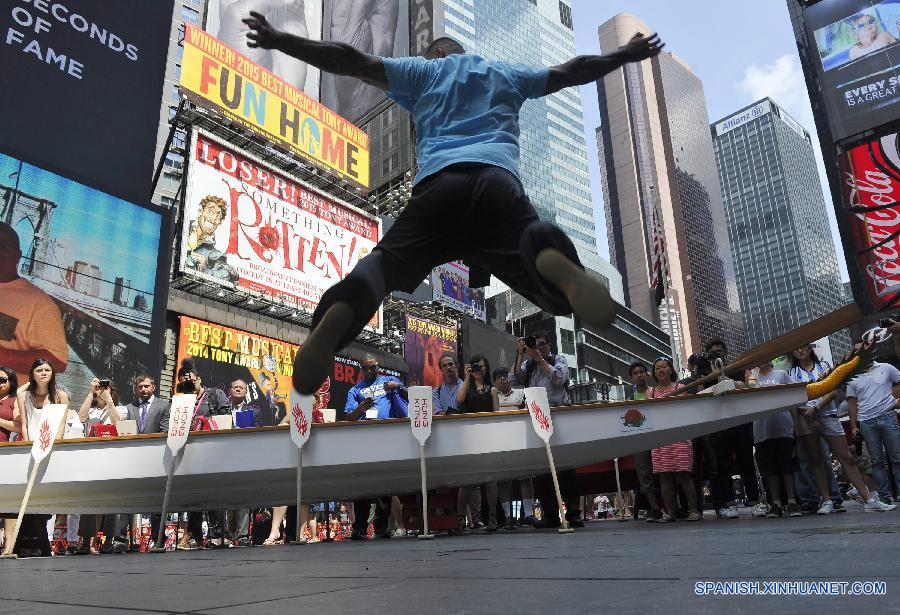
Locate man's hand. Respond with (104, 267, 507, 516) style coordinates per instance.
(616, 32, 664, 63)
(243, 11, 281, 50)
(852, 426, 861, 439)
(526, 347, 542, 362)
(384, 381, 400, 390)
(464, 364, 473, 379)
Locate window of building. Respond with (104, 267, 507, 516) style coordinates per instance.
(172, 129, 187, 150)
(181, 6, 200, 25)
(170, 85, 180, 103)
(165, 151, 184, 171)
(560, 328, 575, 355)
(159, 195, 177, 208)
(559, 1, 573, 29)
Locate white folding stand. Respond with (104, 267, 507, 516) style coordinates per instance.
(149, 394, 195, 553)
(408, 387, 434, 540)
(1, 404, 67, 559)
(288, 393, 313, 545)
(524, 388, 573, 534)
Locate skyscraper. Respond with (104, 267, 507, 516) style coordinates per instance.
(439, 0, 602, 272)
(711, 98, 850, 357)
(596, 13, 746, 364)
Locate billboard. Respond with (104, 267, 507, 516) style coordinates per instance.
(0, 152, 169, 404)
(177, 316, 402, 421)
(321, 0, 410, 124)
(0, 0, 173, 204)
(838, 131, 900, 311)
(461, 317, 520, 377)
(404, 314, 457, 388)
(181, 130, 382, 331)
(431, 261, 486, 321)
(180, 24, 370, 188)
(804, 0, 900, 142)
(205, 0, 323, 99)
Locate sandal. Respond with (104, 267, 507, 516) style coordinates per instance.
(262, 536, 281, 546)
(657, 513, 676, 523)
(686, 512, 702, 522)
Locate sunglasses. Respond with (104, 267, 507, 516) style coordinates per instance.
(362, 364, 379, 371)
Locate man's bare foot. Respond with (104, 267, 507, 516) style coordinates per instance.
(293, 302, 354, 395)
(535, 248, 615, 330)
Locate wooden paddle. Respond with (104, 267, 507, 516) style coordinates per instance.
(667, 303, 862, 397)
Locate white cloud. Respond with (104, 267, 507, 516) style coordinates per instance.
(736, 55, 850, 283)
(737, 54, 815, 132)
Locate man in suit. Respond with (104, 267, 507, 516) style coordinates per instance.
(125, 373, 170, 546)
(225, 378, 261, 546)
(125, 374, 170, 434)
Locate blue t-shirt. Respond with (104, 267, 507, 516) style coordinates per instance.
(382, 54, 549, 185)
(345, 375, 405, 420)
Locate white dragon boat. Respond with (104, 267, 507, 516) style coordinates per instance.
(0, 384, 809, 514)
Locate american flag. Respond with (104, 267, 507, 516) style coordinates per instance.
(650, 209, 668, 291)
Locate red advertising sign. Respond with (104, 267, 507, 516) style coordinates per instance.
(181, 130, 381, 330)
(839, 133, 900, 312)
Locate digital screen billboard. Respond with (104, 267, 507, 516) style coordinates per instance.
(804, 0, 900, 142)
(431, 261, 486, 321)
(0, 0, 172, 204)
(838, 131, 900, 312)
(205, 0, 323, 100)
(404, 314, 457, 388)
(180, 130, 382, 331)
(180, 24, 370, 188)
(177, 316, 401, 421)
(0, 152, 169, 404)
(321, 0, 410, 124)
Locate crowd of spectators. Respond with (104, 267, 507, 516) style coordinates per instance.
(2, 326, 899, 556)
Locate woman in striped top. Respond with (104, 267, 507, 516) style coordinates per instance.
(650, 358, 701, 522)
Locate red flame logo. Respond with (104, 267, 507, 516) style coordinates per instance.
(38, 419, 52, 452)
(292, 403, 309, 437)
(529, 400, 551, 433)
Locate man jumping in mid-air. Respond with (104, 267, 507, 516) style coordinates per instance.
(243, 11, 664, 395)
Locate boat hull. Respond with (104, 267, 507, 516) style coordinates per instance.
(0, 385, 807, 513)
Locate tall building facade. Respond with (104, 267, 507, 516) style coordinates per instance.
(436, 0, 602, 271)
(711, 98, 850, 357)
(596, 13, 746, 364)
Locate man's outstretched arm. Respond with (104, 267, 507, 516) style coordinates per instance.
(544, 33, 663, 96)
(243, 11, 388, 90)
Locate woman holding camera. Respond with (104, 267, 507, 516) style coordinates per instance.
(74, 377, 129, 554)
(78, 378, 125, 436)
(456, 354, 499, 414)
(455, 355, 500, 531)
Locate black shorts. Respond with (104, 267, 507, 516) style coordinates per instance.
(754, 437, 795, 478)
(375, 163, 578, 314)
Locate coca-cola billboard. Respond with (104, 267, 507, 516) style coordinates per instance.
(180, 129, 381, 331)
(839, 132, 900, 312)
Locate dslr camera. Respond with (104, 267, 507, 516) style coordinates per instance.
(176, 379, 196, 394)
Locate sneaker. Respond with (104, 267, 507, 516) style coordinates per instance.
(504, 520, 517, 530)
(657, 513, 676, 523)
(833, 500, 846, 513)
(686, 511, 702, 522)
(800, 502, 818, 515)
(817, 500, 834, 515)
(766, 504, 782, 518)
(787, 502, 802, 517)
(349, 531, 367, 541)
(864, 497, 897, 512)
(472, 521, 486, 532)
(392, 528, 408, 538)
(716, 506, 739, 519)
(485, 519, 498, 532)
(846, 486, 862, 502)
(881, 496, 894, 506)
(751, 503, 768, 518)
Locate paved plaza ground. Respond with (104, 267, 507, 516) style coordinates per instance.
(1, 500, 897, 614)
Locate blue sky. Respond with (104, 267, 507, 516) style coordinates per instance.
(571, 0, 850, 282)
(1, 154, 163, 299)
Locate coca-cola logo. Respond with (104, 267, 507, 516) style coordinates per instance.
(842, 135, 900, 307)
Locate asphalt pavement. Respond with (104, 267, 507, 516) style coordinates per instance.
(1, 500, 897, 614)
